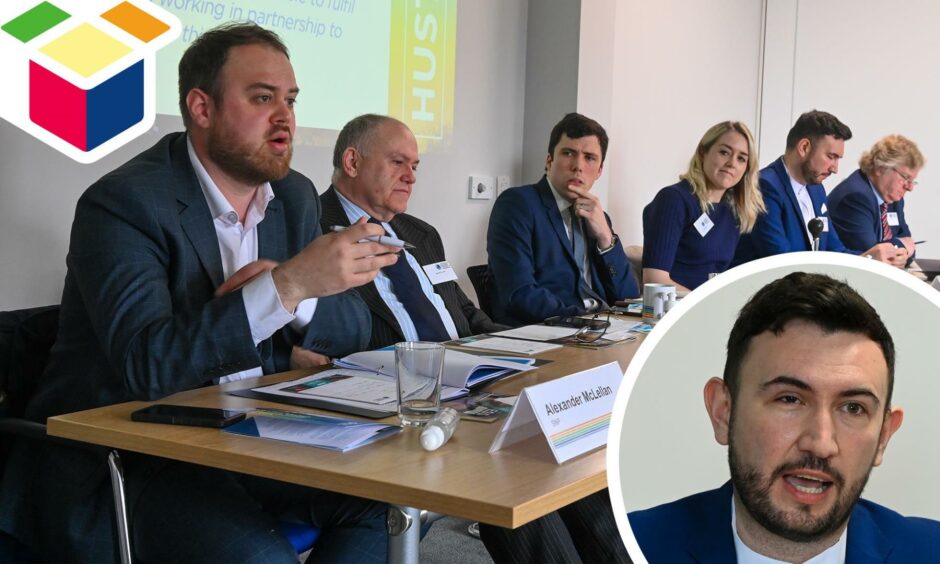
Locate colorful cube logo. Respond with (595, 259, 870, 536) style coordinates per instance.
(0, 1, 180, 163)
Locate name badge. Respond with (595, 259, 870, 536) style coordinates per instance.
(887, 212, 900, 226)
(693, 213, 714, 237)
(422, 261, 458, 285)
(820, 203, 828, 214)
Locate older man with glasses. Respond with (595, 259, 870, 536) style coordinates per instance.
(828, 134, 925, 266)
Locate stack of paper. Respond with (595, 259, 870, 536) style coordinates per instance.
(335, 347, 536, 400)
(224, 409, 401, 452)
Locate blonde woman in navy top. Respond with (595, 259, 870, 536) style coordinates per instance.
(642, 121, 765, 290)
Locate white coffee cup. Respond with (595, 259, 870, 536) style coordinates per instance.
(642, 283, 677, 323)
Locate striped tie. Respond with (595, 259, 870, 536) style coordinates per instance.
(881, 203, 893, 241)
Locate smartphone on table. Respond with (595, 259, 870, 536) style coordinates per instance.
(130, 404, 246, 428)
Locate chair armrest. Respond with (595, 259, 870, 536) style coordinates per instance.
(0, 417, 110, 455)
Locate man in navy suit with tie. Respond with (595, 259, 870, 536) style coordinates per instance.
(733, 111, 905, 266)
(629, 272, 940, 563)
(828, 134, 924, 267)
(0, 23, 398, 563)
(487, 112, 639, 327)
(318, 113, 505, 348)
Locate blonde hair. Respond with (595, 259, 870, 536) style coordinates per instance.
(680, 121, 765, 233)
(859, 134, 925, 176)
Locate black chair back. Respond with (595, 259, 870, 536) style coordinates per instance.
(0, 306, 59, 418)
(466, 265, 494, 317)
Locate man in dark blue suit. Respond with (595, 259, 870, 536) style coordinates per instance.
(0, 23, 399, 563)
(479, 113, 632, 563)
(733, 111, 905, 266)
(629, 272, 940, 563)
(487, 113, 638, 326)
(828, 134, 924, 267)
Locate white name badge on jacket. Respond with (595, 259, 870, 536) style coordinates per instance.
(693, 213, 714, 237)
(887, 212, 900, 226)
(422, 261, 458, 284)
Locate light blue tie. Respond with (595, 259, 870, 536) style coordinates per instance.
(569, 208, 603, 304)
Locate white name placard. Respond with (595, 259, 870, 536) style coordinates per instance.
(489, 361, 623, 463)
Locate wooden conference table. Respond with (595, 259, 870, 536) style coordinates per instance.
(46, 333, 645, 561)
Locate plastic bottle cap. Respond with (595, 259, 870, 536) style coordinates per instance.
(420, 425, 445, 451)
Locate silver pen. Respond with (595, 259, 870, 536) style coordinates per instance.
(330, 225, 416, 250)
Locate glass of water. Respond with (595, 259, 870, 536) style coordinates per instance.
(394, 342, 445, 427)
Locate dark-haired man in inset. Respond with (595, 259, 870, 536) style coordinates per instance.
(733, 111, 905, 266)
(487, 112, 638, 327)
(629, 272, 940, 563)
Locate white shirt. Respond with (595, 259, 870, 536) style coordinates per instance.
(186, 137, 317, 383)
(334, 190, 458, 341)
(731, 499, 848, 564)
(784, 162, 818, 245)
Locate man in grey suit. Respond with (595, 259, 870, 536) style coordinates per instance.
(0, 23, 399, 563)
(319, 114, 504, 349)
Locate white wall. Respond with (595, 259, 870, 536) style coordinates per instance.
(0, 0, 528, 310)
(605, 0, 765, 246)
(782, 0, 940, 258)
(520, 0, 580, 182)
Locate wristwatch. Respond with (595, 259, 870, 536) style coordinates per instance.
(597, 234, 619, 255)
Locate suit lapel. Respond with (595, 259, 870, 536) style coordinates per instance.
(686, 482, 738, 564)
(845, 502, 892, 563)
(258, 198, 287, 261)
(173, 139, 224, 289)
(536, 178, 577, 265)
(772, 158, 812, 248)
(391, 217, 430, 265)
(321, 187, 402, 336)
(320, 186, 352, 229)
(859, 172, 883, 239)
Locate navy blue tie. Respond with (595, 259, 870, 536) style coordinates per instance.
(368, 218, 450, 342)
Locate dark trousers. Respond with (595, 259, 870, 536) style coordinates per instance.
(126, 456, 387, 563)
(479, 490, 630, 564)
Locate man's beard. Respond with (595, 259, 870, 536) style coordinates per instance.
(799, 160, 826, 185)
(727, 411, 873, 543)
(208, 125, 292, 186)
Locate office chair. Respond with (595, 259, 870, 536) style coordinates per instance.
(0, 306, 322, 561)
(625, 245, 643, 288)
(466, 265, 494, 317)
(0, 306, 133, 563)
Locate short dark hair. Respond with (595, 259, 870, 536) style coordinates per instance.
(785, 110, 852, 150)
(547, 113, 609, 162)
(178, 22, 289, 128)
(723, 272, 895, 408)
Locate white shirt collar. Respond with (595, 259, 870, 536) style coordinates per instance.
(782, 160, 808, 194)
(866, 177, 886, 207)
(334, 188, 397, 237)
(731, 498, 848, 564)
(186, 135, 274, 228)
